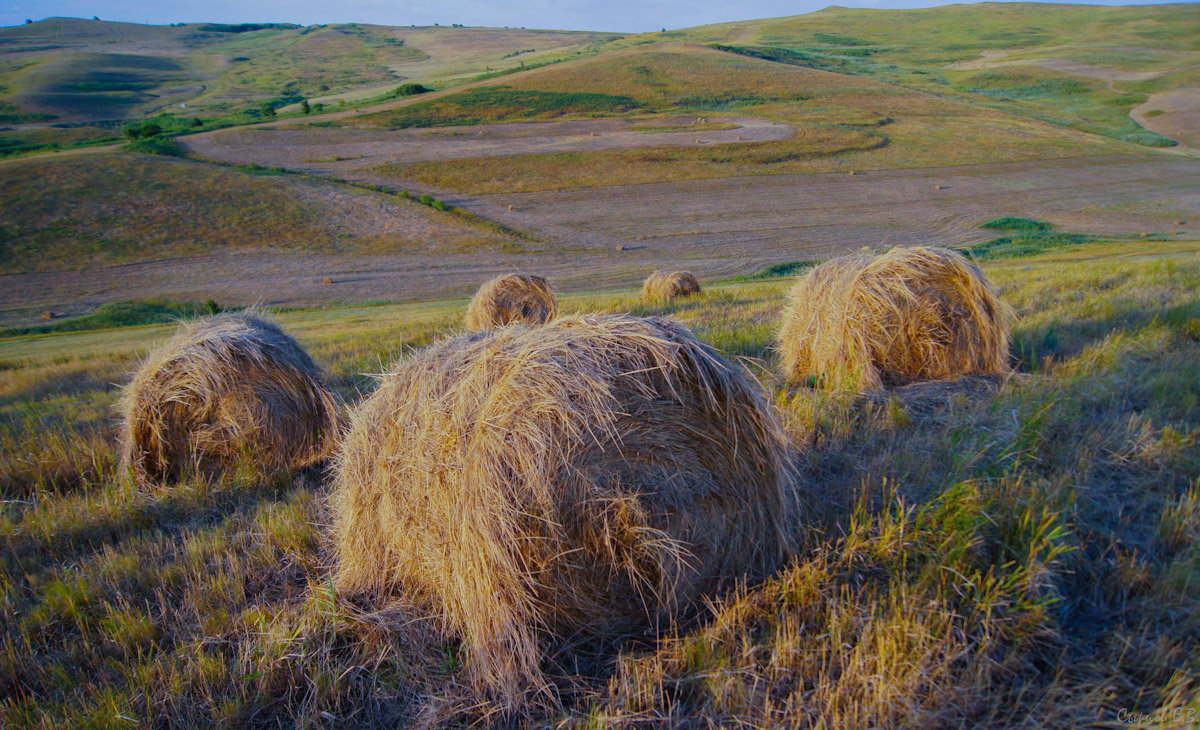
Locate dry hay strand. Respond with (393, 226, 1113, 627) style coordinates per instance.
(119, 312, 343, 487)
(642, 270, 702, 302)
(331, 314, 796, 707)
(465, 273, 558, 330)
(778, 246, 1011, 391)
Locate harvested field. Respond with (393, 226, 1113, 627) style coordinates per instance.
(178, 116, 793, 170)
(0, 151, 523, 274)
(483, 155, 1200, 258)
(3, 155, 1198, 328)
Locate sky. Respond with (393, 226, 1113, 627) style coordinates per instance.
(1, 0, 1182, 33)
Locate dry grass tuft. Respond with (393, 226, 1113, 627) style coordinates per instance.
(119, 312, 343, 487)
(330, 314, 798, 708)
(642, 270, 702, 302)
(464, 273, 557, 330)
(778, 246, 1010, 391)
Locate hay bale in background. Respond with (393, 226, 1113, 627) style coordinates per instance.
(642, 270, 702, 302)
(465, 273, 557, 330)
(778, 246, 1010, 391)
(332, 314, 796, 706)
(119, 313, 343, 486)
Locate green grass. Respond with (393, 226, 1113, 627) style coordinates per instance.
(378, 43, 1118, 195)
(677, 4, 1199, 148)
(730, 260, 817, 281)
(966, 231, 1095, 260)
(966, 219, 1099, 260)
(981, 216, 1055, 232)
(0, 18, 619, 155)
(122, 136, 184, 156)
(6, 4, 1196, 160)
(959, 72, 1092, 100)
(348, 86, 643, 128)
(2, 241, 1199, 725)
(0, 300, 220, 337)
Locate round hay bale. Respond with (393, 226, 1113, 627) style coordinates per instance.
(642, 270, 702, 302)
(119, 313, 343, 486)
(464, 273, 557, 330)
(331, 314, 795, 704)
(777, 246, 1010, 391)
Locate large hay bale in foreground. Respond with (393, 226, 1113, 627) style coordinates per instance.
(120, 313, 343, 486)
(642, 270, 702, 302)
(778, 246, 1010, 390)
(332, 314, 795, 705)
(465, 273, 557, 330)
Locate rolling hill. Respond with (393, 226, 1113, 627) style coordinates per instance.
(2, 5, 1200, 727)
(0, 17, 618, 154)
(0, 3, 1198, 328)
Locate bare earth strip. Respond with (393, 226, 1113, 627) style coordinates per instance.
(4, 154, 1197, 328)
(180, 116, 792, 168)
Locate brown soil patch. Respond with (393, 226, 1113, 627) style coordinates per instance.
(1131, 88, 1200, 149)
(180, 116, 792, 169)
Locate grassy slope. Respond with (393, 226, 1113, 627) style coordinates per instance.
(0, 150, 522, 273)
(6, 3, 1197, 157)
(0, 18, 582, 118)
(0, 18, 617, 155)
(680, 3, 1200, 147)
(376, 43, 1122, 195)
(1, 239, 1198, 726)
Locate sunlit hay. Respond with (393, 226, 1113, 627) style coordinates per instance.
(119, 312, 343, 487)
(778, 246, 1011, 391)
(331, 314, 796, 708)
(464, 273, 557, 330)
(642, 270, 702, 302)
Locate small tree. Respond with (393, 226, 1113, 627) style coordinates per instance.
(124, 122, 162, 140)
(301, 99, 311, 114)
(395, 83, 429, 96)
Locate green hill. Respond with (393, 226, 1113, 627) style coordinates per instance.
(0, 18, 619, 155)
(672, 3, 1200, 146)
